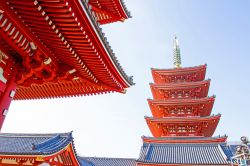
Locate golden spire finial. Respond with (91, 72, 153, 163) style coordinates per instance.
(173, 36, 181, 68)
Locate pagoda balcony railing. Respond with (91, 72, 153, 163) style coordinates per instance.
(156, 89, 207, 100)
(161, 106, 204, 117)
(160, 73, 201, 83)
(162, 125, 206, 137)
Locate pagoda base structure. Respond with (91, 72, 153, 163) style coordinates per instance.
(137, 136, 232, 166)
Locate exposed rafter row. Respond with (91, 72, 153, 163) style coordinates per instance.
(34, 0, 97, 83)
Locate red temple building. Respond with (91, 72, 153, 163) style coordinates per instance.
(0, 0, 133, 130)
(0, 0, 133, 165)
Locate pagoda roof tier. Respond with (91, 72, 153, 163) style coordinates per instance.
(151, 64, 206, 84)
(137, 142, 231, 165)
(147, 96, 215, 118)
(89, 0, 131, 24)
(0, 0, 133, 99)
(145, 115, 221, 137)
(142, 135, 227, 144)
(0, 132, 80, 165)
(150, 80, 210, 100)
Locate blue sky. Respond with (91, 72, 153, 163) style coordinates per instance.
(2, 0, 250, 158)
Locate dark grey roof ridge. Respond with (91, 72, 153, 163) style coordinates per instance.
(120, 0, 132, 18)
(0, 132, 71, 138)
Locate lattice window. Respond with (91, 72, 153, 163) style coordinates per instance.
(187, 107, 193, 115)
(169, 126, 175, 133)
(170, 109, 175, 115)
(170, 76, 175, 82)
(177, 91, 183, 98)
(184, 91, 190, 98)
(177, 108, 185, 115)
(178, 126, 186, 133)
(189, 126, 196, 132)
(171, 93, 175, 98)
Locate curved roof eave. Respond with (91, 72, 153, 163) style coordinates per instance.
(119, 0, 132, 18)
(79, 0, 134, 87)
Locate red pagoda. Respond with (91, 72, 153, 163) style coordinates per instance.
(136, 37, 231, 166)
(80, 37, 241, 166)
(76, 37, 242, 166)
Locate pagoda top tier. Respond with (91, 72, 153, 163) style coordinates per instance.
(0, 0, 133, 99)
(151, 64, 206, 84)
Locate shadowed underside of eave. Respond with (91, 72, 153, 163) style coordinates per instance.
(0, 0, 134, 99)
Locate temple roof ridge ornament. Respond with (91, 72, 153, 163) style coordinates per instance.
(173, 36, 181, 68)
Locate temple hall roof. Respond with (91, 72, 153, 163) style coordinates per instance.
(137, 142, 231, 165)
(0, 132, 74, 155)
(79, 157, 136, 166)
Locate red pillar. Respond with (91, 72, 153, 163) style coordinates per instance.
(0, 55, 17, 130)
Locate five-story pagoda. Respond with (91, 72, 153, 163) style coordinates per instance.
(136, 37, 232, 166)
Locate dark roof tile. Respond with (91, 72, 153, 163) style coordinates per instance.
(79, 157, 136, 166)
(137, 143, 231, 165)
(0, 132, 73, 155)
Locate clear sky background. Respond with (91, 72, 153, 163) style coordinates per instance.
(2, 0, 250, 159)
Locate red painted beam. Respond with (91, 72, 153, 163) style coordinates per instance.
(0, 58, 17, 130)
